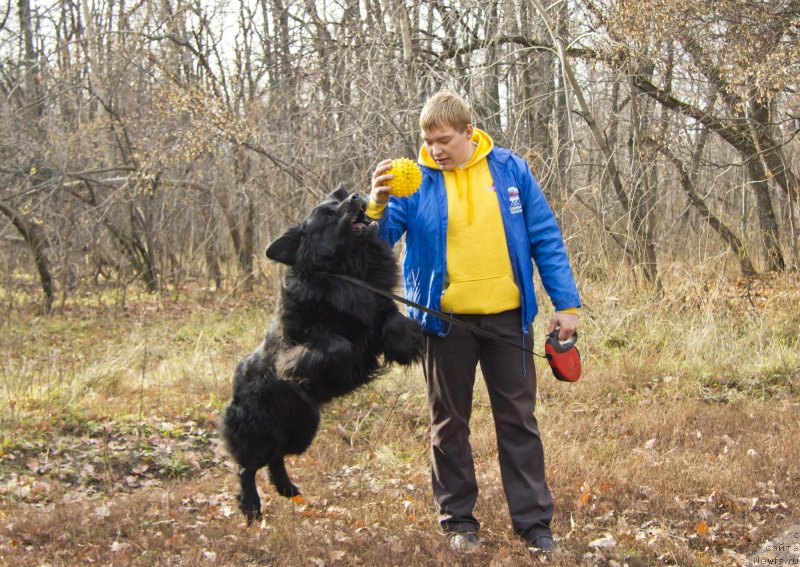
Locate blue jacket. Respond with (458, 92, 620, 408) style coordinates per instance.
(376, 146, 581, 336)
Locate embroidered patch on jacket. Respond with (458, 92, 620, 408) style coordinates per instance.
(508, 186, 522, 214)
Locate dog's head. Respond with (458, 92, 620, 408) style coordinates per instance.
(266, 184, 376, 271)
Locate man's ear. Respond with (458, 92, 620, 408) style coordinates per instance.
(329, 183, 349, 202)
(266, 225, 303, 265)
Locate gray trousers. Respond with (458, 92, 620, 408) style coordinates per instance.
(424, 308, 553, 540)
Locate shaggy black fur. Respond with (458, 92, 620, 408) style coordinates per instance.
(221, 185, 423, 523)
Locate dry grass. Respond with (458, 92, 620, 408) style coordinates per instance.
(1, 271, 798, 566)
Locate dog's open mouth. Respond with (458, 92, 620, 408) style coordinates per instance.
(349, 204, 370, 236)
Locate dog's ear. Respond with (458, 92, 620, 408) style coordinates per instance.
(329, 184, 349, 202)
(266, 225, 302, 265)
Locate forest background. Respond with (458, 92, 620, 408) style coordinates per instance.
(1, 0, 799, 565)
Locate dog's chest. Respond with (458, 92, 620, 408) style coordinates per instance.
(282, 282, 379, 340)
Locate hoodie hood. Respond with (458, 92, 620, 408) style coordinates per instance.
(419, 127, 494, 225)
(419, 127, 494, 171)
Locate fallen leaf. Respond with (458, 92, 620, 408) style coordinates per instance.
(386, 536, 405, 554)
(579, 482, 592, 506)
(589, 535, 617, 549)
(95, 503, 112, 518)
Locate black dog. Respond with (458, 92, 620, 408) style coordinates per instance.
(221, 185, 423, 523)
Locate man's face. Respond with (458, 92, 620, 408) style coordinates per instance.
(421, 124, 474, 171)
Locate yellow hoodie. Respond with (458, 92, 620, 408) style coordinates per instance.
(419, 128, 521, 314)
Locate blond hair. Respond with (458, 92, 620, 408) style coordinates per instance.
(419, 90, 472, 133)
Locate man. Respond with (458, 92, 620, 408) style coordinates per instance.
(366, 90, 580, 554)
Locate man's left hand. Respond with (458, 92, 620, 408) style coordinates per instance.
(547, 313, 578, 341)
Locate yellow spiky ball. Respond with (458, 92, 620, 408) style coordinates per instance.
(387, 158, 422, 198)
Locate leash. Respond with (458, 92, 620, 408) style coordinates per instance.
(323, 272, 548, 360)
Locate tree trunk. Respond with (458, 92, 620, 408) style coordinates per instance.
(745, 157, 785, 271)
(480, 3, 502, 136)
(748, 98, 791, 271)
(553, 2, 571, 200)
(129, 197, 160, 293)
(627, 70, 661, 289)
(240, 197, 256, 291)
(18, 0, 43, 122)
(0, 200, 54, 313)
(199, 188, 222, 290)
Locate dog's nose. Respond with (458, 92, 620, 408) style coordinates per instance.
(346, 194, 364, 207)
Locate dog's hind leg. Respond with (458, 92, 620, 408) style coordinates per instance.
(268, 457, 301, 498)
(237, 466, 262, 524)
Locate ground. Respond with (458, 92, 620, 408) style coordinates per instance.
(1, 272, 798, 566)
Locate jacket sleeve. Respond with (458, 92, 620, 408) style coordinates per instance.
(376, 194, 410, 247)
(516, 158, 581, 311)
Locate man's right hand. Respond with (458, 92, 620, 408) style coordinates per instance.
(370, 159, 394, 206)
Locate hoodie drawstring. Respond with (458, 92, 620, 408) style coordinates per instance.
(454, 168, 475, 225)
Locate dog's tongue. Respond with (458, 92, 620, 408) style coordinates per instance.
(352, 222, 367, 235)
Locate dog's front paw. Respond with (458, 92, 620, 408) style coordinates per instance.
(382, 314, 424, 365)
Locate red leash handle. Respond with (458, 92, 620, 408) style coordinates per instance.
(545, 329, 582, 382)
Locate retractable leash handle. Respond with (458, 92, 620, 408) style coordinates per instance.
(545, 328, 582, 382)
